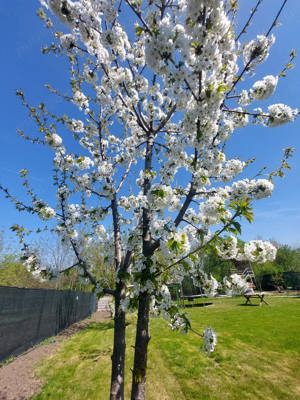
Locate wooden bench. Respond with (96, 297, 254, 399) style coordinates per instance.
(244, 293, 268, 306)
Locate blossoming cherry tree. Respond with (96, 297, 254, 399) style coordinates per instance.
(1, 0, 297, 399)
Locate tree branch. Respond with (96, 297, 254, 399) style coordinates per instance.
(155, 211, 240, 277)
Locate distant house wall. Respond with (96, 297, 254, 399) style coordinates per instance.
(0, 286, 96, 361)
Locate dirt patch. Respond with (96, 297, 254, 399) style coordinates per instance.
(0, 311, 110, 400)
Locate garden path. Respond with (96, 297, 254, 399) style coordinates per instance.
(0, 310, 110, 400)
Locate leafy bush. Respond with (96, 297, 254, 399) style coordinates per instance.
(0, 256, 43, 288)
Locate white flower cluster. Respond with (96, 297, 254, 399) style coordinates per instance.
(67, 119, 85, 133)
(169, 313, 189, 333)
(156, 285, 172, 313)
(97, 161, 114, 178)
(76, 156, 94, 170)
(95, 224, 108, 242)
(39, 206, 56, 220)
(45, 133, 63, 148)
(221, 159, 245, 182)
(239, 75, 278, 105)
(200, 195, 231, 226)
(34, 200, 56, 220)
(202, 274, 219, 297)
(252, 75, 278, 100)
(190, 259, 219, 297)
(223, 274, 248, 296)
(268, 104, 298, 127)
(203, 328, 217, 353)
(230, 107, 249, 128)
(243, 35, 275, 67)
(160, 232, 191, 261)
(23, 254, 39, 272)
(243, 240, 277, 263)
(23, 252, 46, 281)
(231, 179, 274, 200)
(148, 185, 180, 211)
(216, 237, 238, 260)
(217, 237, 276, 265)
(59, 33, 76, 52)
(73, 90, 89, 112)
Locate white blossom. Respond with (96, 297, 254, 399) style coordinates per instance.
(230, 179, 274, 200)
(36, 205, 56, 220)
(59, 34, 76, 51)
(243, 35, 275, 67)
(45, 133, 62, 148)
(239, 90, 252, 106)
(203, 328, 217, 353)
(251, 75, 278, 100)
(76, 156, 94, 170)
(226, 273, 248, 296)
(268, 104, 298, 126)
(67, 119, 85, 133)
(216, 237, 238, 260)
(243, 240, 277, 263)
(73, 90, 89, 111)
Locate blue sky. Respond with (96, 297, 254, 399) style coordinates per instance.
(0, 0, 300, 249)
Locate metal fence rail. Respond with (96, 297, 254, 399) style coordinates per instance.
(0, 286, 96, 361)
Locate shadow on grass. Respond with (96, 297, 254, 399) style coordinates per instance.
(85, 320, 132, 332)
(183, 302, 213, 308)
(238, 303, 260, 307)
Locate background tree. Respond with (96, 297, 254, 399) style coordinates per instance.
(0, 0, 298, 399)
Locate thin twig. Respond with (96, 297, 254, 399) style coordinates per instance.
(236, 0, 263, 42)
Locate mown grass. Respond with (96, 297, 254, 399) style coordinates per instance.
(33, 297, 300, 400)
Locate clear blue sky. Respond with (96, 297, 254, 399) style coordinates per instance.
(0, 0, 300, 249)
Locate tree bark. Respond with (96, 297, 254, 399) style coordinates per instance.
(110, 280, 127, 400)
(130, 131, 154, 399)
(130, 293, 151, 400)
(110, 194, 127, 400)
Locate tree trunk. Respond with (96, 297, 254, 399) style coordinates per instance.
(131, 293, 151, 400)
(131, 130, 153, 400)
(110, 281, 126, 400)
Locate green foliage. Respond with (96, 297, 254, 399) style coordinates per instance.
(275, 245, 300, 272)
(0, 256, 43, 288)
(55, 269, 93, 292)
(229, 199, 254, 223)
(135, 25, 144, 37)
(82, 243, 115, 290)
(167, 234, 187, 255)
(202, 248, 234, 281)
(253, 245, 300, 289)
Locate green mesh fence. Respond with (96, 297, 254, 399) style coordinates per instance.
(0, 286, 96, 361)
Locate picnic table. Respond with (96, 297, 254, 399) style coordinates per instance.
(244, 292, 268, 306)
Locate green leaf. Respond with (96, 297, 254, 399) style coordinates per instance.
(167, 238, 181, 253)
(135, 26, 144, 37)
(217, 83, 229, 94)
(231, 221, 242, 234)
(19, 169, 28, 178)
(191, 41, 200, 49)
(180, 260, 191, 271)
(151, 189, 165, 199)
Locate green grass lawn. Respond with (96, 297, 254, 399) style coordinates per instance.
(33, 297, 300, 400)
